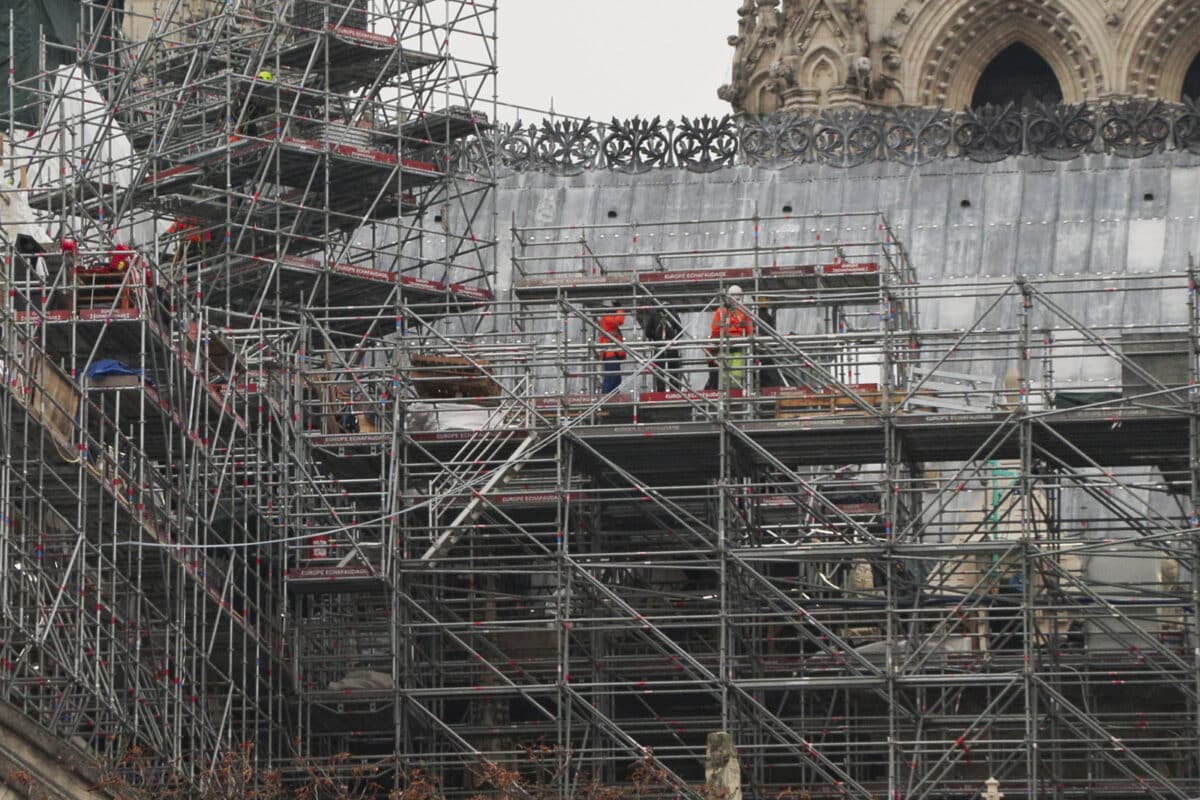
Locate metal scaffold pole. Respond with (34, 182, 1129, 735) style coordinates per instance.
(0, 2, 1199, 793)
(0, 0, 498, 790)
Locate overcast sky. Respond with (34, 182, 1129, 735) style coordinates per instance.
(496, 0, 733, 122)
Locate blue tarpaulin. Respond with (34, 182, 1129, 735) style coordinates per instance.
(84, 359, 142, 379)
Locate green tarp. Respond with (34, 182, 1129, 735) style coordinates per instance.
(1053, 391, 1123, 409)
(0, 0, 123, 124)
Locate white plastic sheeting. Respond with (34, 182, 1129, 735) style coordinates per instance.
(405, 401, 509, 432)
(19, 66, 137, 190)
(9, 66, 166, 247)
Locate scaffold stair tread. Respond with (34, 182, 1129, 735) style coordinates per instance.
(420, 433, 541, 561)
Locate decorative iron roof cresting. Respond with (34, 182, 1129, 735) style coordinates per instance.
(460, 97, 1200, 175)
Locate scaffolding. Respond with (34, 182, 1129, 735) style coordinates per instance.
(0, 0, 496, 789)
(283, 208, 1200, 800)
(483, 215, 1200, 800)
(1, 3, 1200, 798)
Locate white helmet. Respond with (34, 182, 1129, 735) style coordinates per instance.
(727, 284, 743, 298)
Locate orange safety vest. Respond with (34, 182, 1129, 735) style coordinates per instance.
(169, 218, 210, 245)
(599, 311, 625, 358)
(711, 306, 752, 339)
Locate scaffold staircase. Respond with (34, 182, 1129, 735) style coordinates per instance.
(421, 430, 542, 561)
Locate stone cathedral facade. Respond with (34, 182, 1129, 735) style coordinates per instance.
(721, 0, 1200, 113)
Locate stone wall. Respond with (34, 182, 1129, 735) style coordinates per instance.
(123, 0, 209, 42)
(724, 0, 1200, 113)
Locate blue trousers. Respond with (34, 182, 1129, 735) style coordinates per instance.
(601, 356, 623, 393)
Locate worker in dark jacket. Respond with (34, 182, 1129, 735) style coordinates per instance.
(639, 306, 683, 392)
(598, 303, 626, 394)
(756, 295, 783, 389)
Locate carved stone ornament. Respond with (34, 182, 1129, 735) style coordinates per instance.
(726, 0, 1198, 115)
(706, 732, 743, 800)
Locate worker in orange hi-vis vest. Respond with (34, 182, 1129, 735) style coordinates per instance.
(167, 217, 211, 266)
(59, 238, 77, 272)
(710, 284, 753, 389)
(105, 242, 135, 273)
(598, 302, 626, 394)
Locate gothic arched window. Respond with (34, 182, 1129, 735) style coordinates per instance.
(971, 43, 1063, 108)
(1184, 52, 1200, 102)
